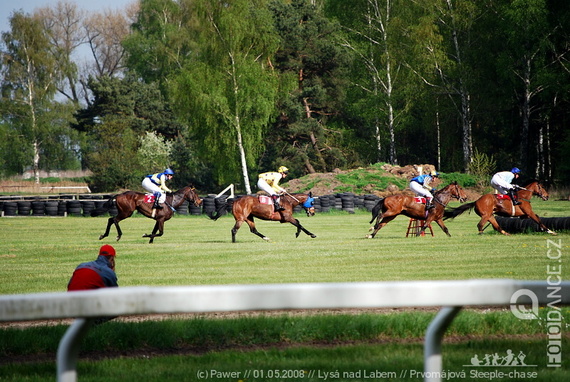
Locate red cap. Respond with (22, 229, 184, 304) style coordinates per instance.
(99, 244, 116, 257)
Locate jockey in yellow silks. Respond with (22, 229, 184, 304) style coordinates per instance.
(257, 166, 289, 211)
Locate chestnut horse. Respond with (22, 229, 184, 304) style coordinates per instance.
(91, 186, 202, 243)
(209, 193, 316, 242)
(366, 182, 468, 238)
(443, 181, 555, 235)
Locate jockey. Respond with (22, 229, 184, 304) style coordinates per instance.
(409, 170, 439, 209)
(257, 166, 289, 211)
(142, 168, 174, 209)
(490, 167, 521, 205)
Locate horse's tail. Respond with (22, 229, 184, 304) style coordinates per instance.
(443, 202, 475, 220)
(208, 199, 228, 221)
(369, 198, 385, 224)
(90, 196, 115, 217)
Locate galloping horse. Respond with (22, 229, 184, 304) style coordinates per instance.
(209, 193, 316, 242)
(443, 181, 555, 235)
(91, 186, 202, 243)
(366, 182, 468, 238)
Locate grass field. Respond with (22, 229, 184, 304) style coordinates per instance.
(1, 200, 569, 381)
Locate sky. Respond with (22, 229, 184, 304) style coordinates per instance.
(0, 0, 135, 35)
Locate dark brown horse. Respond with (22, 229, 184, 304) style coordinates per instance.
(444, 181, 555, 235)
(366, 182, 468, 238)
(209, 193, 316, 242)
(91, 186, 202, 243)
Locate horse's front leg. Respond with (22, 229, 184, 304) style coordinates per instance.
(432, 218, 451, 237)
(521, 207, 557, 235)
(290, 218, 316, 239)
(143, 221, 163, 244)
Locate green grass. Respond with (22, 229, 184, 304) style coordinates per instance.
(1, 201, 568, 294)
(1, 201, 569, 381)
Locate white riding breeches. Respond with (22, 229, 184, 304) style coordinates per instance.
(257, 178, 277, 196)
(409, 181, 433, 199)
(142, 178, 166, 203)
(490, 174, 513, 195)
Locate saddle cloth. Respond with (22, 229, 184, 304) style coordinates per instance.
(494, 194, 510, 200)
(144, 194, 156, 203)
(413, 197, 427, 204)
(258, 195, 272, 205)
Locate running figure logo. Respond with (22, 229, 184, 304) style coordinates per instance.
(465, 350, 536, 367)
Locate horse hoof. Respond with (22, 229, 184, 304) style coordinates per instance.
(98, 235, 104, 240)
(310, 234, 317, 238)
(548, 230, 557, 235)
(365, 234, 374, 239)
(262, 237, 270, 241)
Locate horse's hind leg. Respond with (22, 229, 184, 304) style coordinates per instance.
(99, 217, 122, 241)
(366, 215, 397, 239)
(432, 219, 451, 237)
(481, 216, 509, 236)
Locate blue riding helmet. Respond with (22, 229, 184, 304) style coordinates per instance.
(302, 196, 315, 209)
(164, 168, 175, 175)
(511, 167, 521, 174)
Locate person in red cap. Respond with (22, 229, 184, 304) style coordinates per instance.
(67, 245, 118, 291)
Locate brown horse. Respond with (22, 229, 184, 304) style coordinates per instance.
(443, 180, 555, 235)
(91, 186, 202, 243)
(366, 182, 468, 239)
(209, 193, 316, 242)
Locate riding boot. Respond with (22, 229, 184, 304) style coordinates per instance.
(153, 193, 163, 209)
(425, 198, 435, 210)
(272, 195, 284, 211)
(508, 189, 521, 205)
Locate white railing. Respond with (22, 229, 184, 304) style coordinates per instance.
(1, 279, 568, 382)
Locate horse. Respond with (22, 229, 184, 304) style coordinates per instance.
(366, 182, 468, 239)
(443, 180, 555, 235)
(90, 186, 202, 243)
(209, 192, 316, 242)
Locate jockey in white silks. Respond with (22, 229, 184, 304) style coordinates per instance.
(142, 168, 174, 209)
(257, 166, 289, 211)
(409, 171, 440, 209)
(490, 167, 521, 205)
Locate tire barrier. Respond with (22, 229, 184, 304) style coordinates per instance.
(494, 216, 570, 233)
(0, 192, 386, 218)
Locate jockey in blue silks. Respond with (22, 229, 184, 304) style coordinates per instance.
(142, 168, 174, 209)
(409, 171, 440, 209)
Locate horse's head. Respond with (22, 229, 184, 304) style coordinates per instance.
(300, 192, 315, 217)
(183, 186, 202, 206)
(440, 181, 467, 203)
(525, 181, 549, 201)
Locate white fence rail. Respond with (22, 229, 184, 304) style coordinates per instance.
(1, 279, 568, 382)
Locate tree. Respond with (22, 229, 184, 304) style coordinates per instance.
(0, 11, 63, 182)
(73, 75, 182, 191)
(169, 0, 279, 193)
(268, 0, 349, 174)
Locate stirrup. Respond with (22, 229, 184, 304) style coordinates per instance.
(153, 202, 163, 209)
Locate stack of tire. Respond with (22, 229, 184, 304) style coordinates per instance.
(2, 201, 17, 216)
(176, 200, 189, 215)
(363, 194, 381, 212)
(495, 216, 570, 233)
(200, 195, 216, 217)
(318, 195, 332, 212)
(336, 192, 356, 214)
(31, 200, 46, 216)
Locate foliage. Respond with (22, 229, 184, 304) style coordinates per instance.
(137, 131, 173, 173)
(468, 149, 497, 189)
(73, 76, 183, 191)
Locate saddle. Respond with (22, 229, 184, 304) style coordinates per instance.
(258, 195, 273, 205)
(143, 194, 156, 203)
(494, 194, 510, 200)
(413, 197, 427, 204)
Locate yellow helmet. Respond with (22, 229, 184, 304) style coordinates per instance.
(278, 166, 289, 174)
(430, 170, 440, 177)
